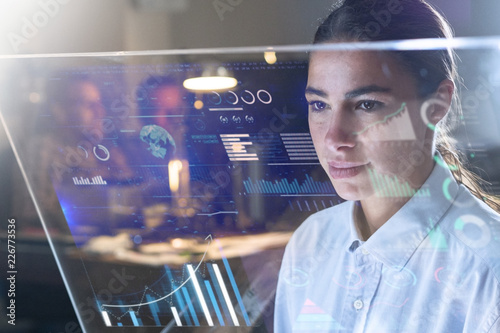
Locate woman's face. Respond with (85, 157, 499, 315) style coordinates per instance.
(307, 50, 434, 201)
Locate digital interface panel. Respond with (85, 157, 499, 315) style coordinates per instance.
(26, 58, 342, 330)
(2, 45, 500, 332)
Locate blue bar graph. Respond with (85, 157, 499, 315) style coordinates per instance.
(129, 311, 139, 326)
(182, 287, 200, 326)
(207, 263, 232, 324)
(205, 280, 225, 326)
(165, 265, 193, 326)
(99, 240, 254, 328)
(146, 294, 162, 326)
(221, 253, 251, 326)
(243, 174, 334, 194)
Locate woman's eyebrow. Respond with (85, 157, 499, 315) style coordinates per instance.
(344, 85, 391, 99)
(305, 86, 327, 98)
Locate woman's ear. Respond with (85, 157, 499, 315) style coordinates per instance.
(427, 79, 454, 125)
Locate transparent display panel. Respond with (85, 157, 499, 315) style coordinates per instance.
(1, 39, 500, 332)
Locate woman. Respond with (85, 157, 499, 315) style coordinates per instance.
(274, 0, 500, 332)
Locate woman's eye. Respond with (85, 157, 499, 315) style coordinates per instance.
(308, 101, 327, 112)
(357, 100, 382, 111)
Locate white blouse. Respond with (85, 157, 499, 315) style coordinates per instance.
(274, 159, 500, 332)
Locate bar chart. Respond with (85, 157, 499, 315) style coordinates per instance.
(99, 240, 251, 328)
(243, 174, 335, 195)
(73, 175, 108, 186)
(368, 168, 430, 198)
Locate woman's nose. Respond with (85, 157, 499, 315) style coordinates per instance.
(324, 113, 356, 150)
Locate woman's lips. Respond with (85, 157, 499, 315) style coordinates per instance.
(328, 162, 367, 179)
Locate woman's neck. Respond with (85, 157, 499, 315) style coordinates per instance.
(355, 160, 435, 241)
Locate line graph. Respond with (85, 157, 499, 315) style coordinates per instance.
(353, 102, 407, 136)
(99, 234, 251, 328)
(101, 234, 213, 309)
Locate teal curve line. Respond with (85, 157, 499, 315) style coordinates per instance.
(353, 102, 407, 136)
(442, 177, 453, 201)
(434, 155, 458, 171)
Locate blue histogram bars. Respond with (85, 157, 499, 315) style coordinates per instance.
(243, 174, 334, 194)
(207, 264, 232, 324)
(146, 294, 162, 326)
(165, 265, 193, 326)
(205, 280, 225, 326)
(216, 240, 251, 326)
(129, 311, 139, 326)
(182, 287, 200, 326)
(102, 250, 252, 327)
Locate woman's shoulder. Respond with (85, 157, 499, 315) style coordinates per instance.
(438, 185, 500, 281)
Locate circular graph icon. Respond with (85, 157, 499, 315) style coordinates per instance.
(454, 214, 491, 248)
(420, 98, 449, 131)
(257, 89, 272, 104)
(240, 90, 255, 104)
(93, 145, 110, 161)
(224, 91, 238, 105)
(283, 267, 310, 287)
(382, 266, 417, 289)
(442, 177, 475, 208)
(195, 119, 206, 131)
(434, 266, 463, 286)
(208, 91, 222, 105)
(77, 145, 89, 159)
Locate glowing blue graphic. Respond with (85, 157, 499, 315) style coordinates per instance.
(353, 102, 407, 136)
(140, 124, 176, 159)
(99, 235, 251, 327)
(243, 174, 334, 195)
(368, 168, 430, 198)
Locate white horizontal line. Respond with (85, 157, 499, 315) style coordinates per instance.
(281, 137, 312, 140)
(226, 150, 247, 153)
(230, 157, 259, 161)
(228, 153, 257, 157)
(221, 138, 240, 141)
(267, 162, 321, 165)
(281, 194, 337, 197)
(4, 37, 500, 60)
(223, 142, 253, 146)
(287, 149, 317, 152)
(220, 134, 250, 138)
(281, 141, 313, 144)
(130, 115, 185, 118)
(280, 133, 311, 136)
(209, 108, 243, 111)
(290, 157, 319, 160)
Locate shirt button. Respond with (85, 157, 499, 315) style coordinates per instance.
(353, 299, 364, 310)
(361, 248, 369, 255)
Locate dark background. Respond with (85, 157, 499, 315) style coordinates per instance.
(1, 0, 500, 332)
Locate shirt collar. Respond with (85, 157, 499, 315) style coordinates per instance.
(345, 154, 460, 270)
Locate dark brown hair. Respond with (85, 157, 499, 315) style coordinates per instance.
(313, 0, 500, 211)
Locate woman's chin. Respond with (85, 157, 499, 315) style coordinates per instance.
(333, 183, 374, 202)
